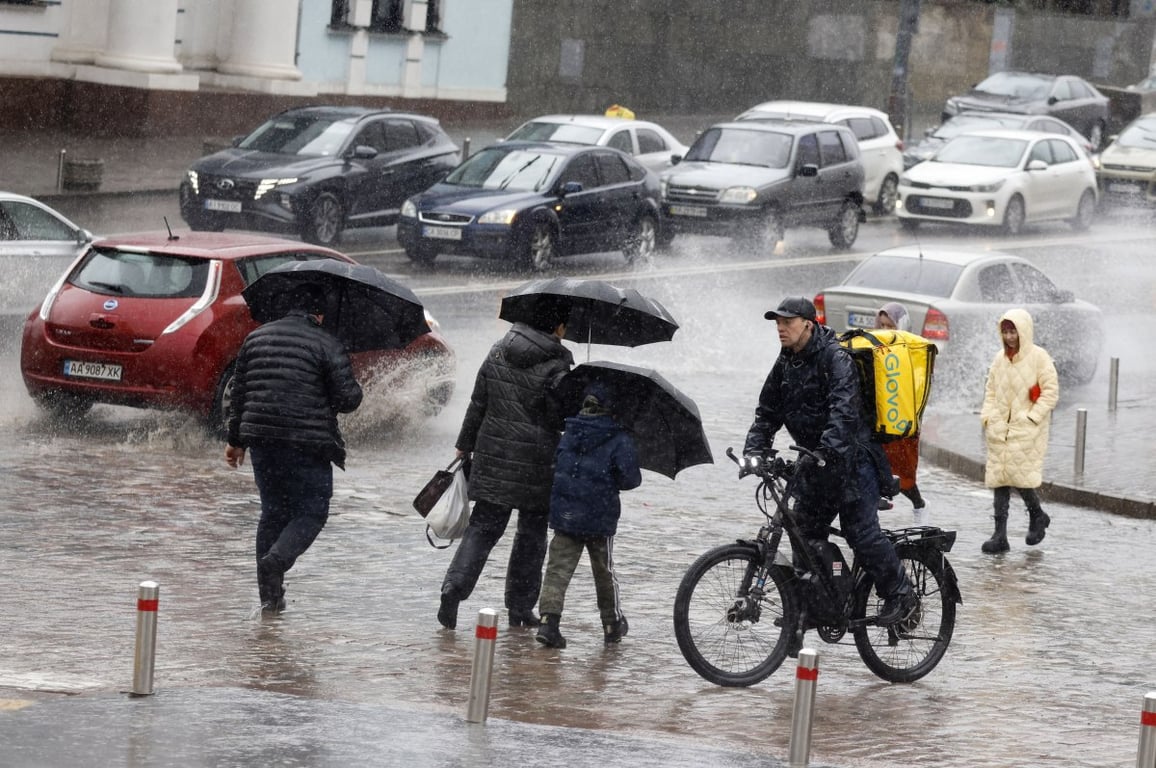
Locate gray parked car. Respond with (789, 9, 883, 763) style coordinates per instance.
(659, 120, 866, 251)
(0, 191, 93, 319)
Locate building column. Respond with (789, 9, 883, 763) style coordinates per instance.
(216, 0, 303, 80)
(179, 0, 222, 72)
(400, 0, 429, 97)
(51, 0, 111, 65)
(93, 0, 183, 74)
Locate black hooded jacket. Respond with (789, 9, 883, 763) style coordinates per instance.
(456, 323, 574, 510)
(743, 323, 870, 469)
(227, 311, 363, 468)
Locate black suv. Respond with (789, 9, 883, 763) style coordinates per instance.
(659, 120, 866, 250)
(179, 106, 460, 246)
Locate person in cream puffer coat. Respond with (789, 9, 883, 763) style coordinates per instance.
(979, 308, 1059, 554)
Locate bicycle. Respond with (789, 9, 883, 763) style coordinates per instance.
(672, 446, 961, 687)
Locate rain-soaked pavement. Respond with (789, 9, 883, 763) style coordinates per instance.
(1, 243, 1155, 767)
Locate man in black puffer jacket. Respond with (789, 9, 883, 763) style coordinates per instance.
(437, 300, 573, 630)
(742, 297, 914, 627)
(225, 282, 363, 614)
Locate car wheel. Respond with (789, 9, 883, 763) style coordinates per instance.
(208, 363, 236, 439)
(405, 245, 438, 266)
(1002, 195, 1026, 236)
(738, 208, 784, 253)
(873, 174, 899, 215)
(523, 220, 557, 271)
(302, 192, 344, 246)
(623, 214, 658, 266)
(1070, 189, 1096, 232)
(31, 391, 92, 424)
(1088, 121, 1105, 151)
(828, 200, 861, 248)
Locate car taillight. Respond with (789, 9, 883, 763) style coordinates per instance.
(921, 307, 949, 341)
(813, 293, 826, 325)
(895, 139, 905, 152)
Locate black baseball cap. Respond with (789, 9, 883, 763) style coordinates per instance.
(764, 296, 817, 322)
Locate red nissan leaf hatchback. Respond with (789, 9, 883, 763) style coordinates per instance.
(20, 231, 454, 430)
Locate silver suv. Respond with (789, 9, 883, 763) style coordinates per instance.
(659, 120, 866, 251)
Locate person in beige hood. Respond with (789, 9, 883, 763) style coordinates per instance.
(979, 308, 1059, 554)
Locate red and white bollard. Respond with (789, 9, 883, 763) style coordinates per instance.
(131, 581, 159, 696)
(465, 608, 498, 724)
(788, 648, 820, 768)
(1138, 692, 1156, 768)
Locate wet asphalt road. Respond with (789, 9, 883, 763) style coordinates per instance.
(1, 224, 1155, 767)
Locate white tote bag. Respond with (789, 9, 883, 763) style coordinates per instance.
(425, 465, 470, 549)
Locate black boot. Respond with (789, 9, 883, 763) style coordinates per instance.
(535, 614, 566, 648)
(258, 554, 286, 612)
(604, 615, 629, 644)
(508, 608, 540, 627)
(981, 514, 1010, 554)
(1026, 509, 1051, 546)
(437, 587, 460, 630)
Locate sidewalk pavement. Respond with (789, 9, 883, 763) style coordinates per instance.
(2, 124, 1152, 519)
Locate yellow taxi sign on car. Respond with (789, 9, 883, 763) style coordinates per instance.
(605, 104, 635, 119)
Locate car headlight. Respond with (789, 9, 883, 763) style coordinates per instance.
(401, 199, 417, 218)
(968, 179, 1006, 193)
(186, 170, 199, 194)
(899, 175, 912, 186)
(254, 177, 299, 200)
(1090, 154, 1102, 171)
(660, 178, 669, 198)
(719, 186, 758, 204)
(478, 208, 518, 225)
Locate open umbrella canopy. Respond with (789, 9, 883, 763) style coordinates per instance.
(242, 259, 430, 353)
(499, 277, 678, 347)
(557, 361, 713, 479)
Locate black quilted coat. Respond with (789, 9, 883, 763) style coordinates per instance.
(227, 311, 363, 468)
(456, 323, 574, 510)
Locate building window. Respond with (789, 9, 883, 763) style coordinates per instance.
(330, 0, 350, 27)
(427, 0, 442, 33)
(369, 0, 404, 33)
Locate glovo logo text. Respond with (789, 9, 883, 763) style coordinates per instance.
(882, 349, 911, 435)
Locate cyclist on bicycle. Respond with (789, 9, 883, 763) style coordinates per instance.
(741, 297, 916, 625)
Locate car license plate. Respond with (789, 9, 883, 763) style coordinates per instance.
(63, 360, 122, 381)
(204, 199, 242, 213)
(422, 225, 462, 240)
(669, 204, 708, 218)
(1108, 182, 1142, 194)
(920, 197, 954, 210)
(848, 312, 875, 328)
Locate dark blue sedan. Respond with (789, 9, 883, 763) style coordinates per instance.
(397, 141, 662, 270)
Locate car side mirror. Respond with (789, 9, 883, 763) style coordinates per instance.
(78, 228, 94, 245)
(231, 135, 244, 147)
(349, 145, 379, 160)
(1047, 96, 1059, 105)
(670, 154, 682, 165)
(924, 126, 935, 137)
(798, 163, 819, 177)
(1027, 159, 1048, 171)
(560, 181, 583, 195)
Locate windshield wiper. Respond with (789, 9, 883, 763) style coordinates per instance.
(88, 281, 127, 294)
(498, 156, 540, 190)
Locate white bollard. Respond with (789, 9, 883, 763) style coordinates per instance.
(1109, 357, 1119, 412)
(465, 608, 498, 724)
(1138, 691, 1156, 768)
(1074, 408, 1087, 476)
(131, 581, 159, 696)
(788, 648, 820, 767)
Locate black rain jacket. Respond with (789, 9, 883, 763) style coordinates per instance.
(227, 311, 363, 468)
(456, 323, 574, 510)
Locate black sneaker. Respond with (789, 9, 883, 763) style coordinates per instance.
(878, 591, 918, 626)
(536, 614, 566, 648)
(261, 596, 286, 614)
(604, 615, 629, 644)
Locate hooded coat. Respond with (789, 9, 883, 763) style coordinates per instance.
(980, 308, 1059, 489)
(549, 412, 642, 538)
(456, 322, 574, 510)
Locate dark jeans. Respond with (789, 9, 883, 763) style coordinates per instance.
(796, 457, 910, 600)
(441, 499, 549, 613)
(249, 445, 332, 601)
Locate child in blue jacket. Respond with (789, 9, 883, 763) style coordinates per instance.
(536, 384, 642, 649)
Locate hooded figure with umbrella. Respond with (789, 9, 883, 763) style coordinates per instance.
(225, 281, 364, 614)
(437, 297, 574, 631)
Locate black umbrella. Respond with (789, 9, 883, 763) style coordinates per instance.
(557, 361, 713, 480)
(241, 259, 430, 353)
(499, 277, 679, 348)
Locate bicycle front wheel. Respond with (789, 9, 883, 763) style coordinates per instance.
(673, 543, 796, 687)
(852, 544, 956, 683)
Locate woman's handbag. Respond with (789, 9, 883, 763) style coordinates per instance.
(412, 456, 465, 518)
(424, 461, 471, 549)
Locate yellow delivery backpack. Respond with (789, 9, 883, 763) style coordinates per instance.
(838, 328, 937, 441)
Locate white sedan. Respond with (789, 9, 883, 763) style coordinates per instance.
(504, 114, 689, 174)
(1, 191, 93, 318)
(896, 129, 1097, 235)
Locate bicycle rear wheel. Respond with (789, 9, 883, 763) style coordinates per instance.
(852, 544, 956, 683)
(673, 543, 796, 687)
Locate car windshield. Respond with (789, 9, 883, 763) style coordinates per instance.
(935, 113, 1026, 138)
(684, 127, 793, 168)
(842, 255, 963, 299)
(1114, 117, 1156, 148)
(505, 121, 606, 145)
(972, 72, 1052, 100)
(443, 147, 562, 192)
(70, 248, 209, 299)
(238, 115, 355, 156)
(933, 136, 1027, 167)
